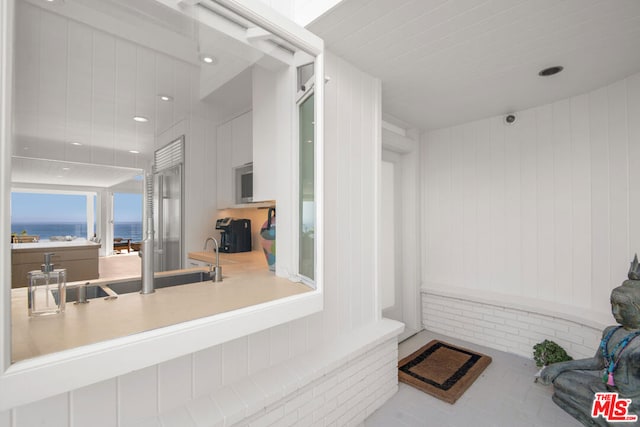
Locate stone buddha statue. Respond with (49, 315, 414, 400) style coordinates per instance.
(539, 256, 640, 426)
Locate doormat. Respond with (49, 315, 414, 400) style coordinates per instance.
(398, 340, 492, 404)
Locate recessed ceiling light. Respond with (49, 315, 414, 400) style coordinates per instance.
(62, 167, 70, 171)
(538, 66, 564, 77)
(158, 95, 173, 102)
(70, 142, 82, 146)
(133, 116, 149, 123)
(129, 150, 140, 154)
(200, 54, 217, 65)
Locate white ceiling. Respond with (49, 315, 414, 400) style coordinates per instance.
(12, 157, 143, 188)
(309, 0, 640, 131)
(11, 0, 290, 189)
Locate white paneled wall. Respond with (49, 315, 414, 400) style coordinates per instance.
(6, 51, 388, 426)
(421, 72, 640, 317)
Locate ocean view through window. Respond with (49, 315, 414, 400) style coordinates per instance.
(11, 192, 143, 242)
(11, 192, 91, 239)
(113, 193, 143, 242)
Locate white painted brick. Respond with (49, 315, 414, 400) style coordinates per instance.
(296, 413, 314, 427)
(517, 314, 541, 324)
(540, 318, 572, 333)
(283, 389, 313, 414)
(494, 323, 520, 335)
(506, 333, 532, 345)
(278, 409, 299, 427)
(452, 327, 475, 339)
(324, 377, 350, 402)
(313, 376, 337, 398)
(528, 324, 557, 336)
(474, 318, 500, 330)
(498, 309, 519, 320)
(313, 398, 337, 422)
(347, 366, 369, 388)
(249, 407, 284, 427)
(482, 313, 506, 325)
(518, 328, 547, 341)
(461, 310, 484, 321)
(298, 394, 325, 419)
(509, 319, 532, 330)
(568, 325, 600, 342)
(568, 342, 597, 359)
(554, 330, 585, 346)
(471, 305, 495, 315)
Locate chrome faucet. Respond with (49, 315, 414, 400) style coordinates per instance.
(204, 237, 222, 282)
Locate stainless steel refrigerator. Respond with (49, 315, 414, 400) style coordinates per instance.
(153, 137, 184, 272)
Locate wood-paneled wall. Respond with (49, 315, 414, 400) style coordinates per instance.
(421, 72, 640, 316)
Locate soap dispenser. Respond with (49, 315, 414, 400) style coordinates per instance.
(28, 252, 66, 316)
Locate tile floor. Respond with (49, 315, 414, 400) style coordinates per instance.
(364, 330, 582, 427)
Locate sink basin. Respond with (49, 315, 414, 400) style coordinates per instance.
(107, 271, 211, 295)
(54, 271, 211, 303)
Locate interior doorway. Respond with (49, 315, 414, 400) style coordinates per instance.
(381, 128, 421, 342)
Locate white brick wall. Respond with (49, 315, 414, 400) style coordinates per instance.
(422, 291, 603, 360)
(148, 319, 403, 427)
(154, 335, 399, 427)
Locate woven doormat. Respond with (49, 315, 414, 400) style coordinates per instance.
(398, 340, 492, 404)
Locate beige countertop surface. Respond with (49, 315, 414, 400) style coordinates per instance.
(11, 239, 101, 251)
(11, 251, 310, 362)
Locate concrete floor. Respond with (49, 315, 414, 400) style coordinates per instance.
(365, 330, 582, 427)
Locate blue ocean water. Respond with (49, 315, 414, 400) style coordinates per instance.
(11, 222, 143, 242)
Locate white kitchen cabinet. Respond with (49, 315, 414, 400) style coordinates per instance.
(216, 111, 253, 209)
(232, 111, 252, 168)
(252, 66, 285, 202)
(216, 120, 233, 208)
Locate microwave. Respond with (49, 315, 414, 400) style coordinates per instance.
(235, 163, 253, 204)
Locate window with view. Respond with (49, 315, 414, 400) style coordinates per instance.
(11, 191, 95, 241)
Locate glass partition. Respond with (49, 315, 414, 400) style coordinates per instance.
(299, 92, 315, 280)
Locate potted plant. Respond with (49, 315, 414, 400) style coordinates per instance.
(533, 339, 573, 381)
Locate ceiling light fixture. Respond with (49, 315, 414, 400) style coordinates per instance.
(538, 66, 564, 77)
(133, 116, 149, 123)
(158, 95, 173, 102)
(129, 150, 140, 154)
(70, 142, 82, 146)
(200, 54, 217, 65)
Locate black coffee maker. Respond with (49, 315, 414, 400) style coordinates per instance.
(215, 218, 252, 253)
